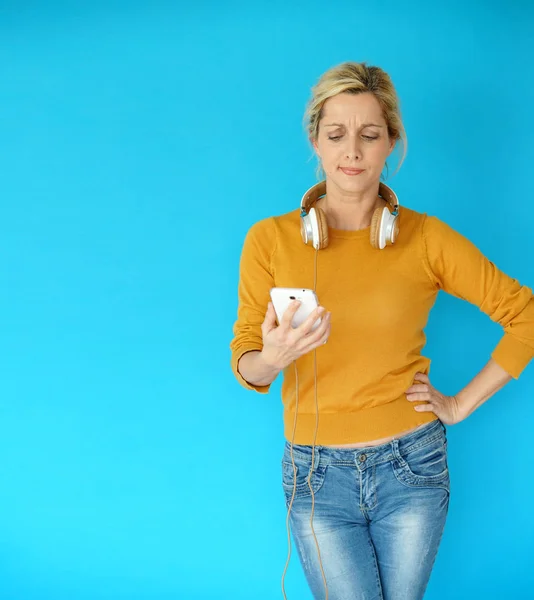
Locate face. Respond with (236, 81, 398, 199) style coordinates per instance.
(312, 91, 395, 191)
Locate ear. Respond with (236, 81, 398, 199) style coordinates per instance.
(311, 137, 321, 158)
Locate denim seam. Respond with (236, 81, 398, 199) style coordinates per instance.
(283, 426, 444, 463)
(392, 472, 450, 493)
(284, 434, 445, 468)
(400, 432, 445, 455)
(281, 464, 328, 497)
(367, 535, 385, 600)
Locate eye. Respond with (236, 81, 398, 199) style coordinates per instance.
(328, 135, 379, 142)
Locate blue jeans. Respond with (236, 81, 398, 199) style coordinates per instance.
(281, 419, 450, 600)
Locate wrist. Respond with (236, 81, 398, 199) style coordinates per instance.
(454, 391, 471, 422)
(259, 349, 283, 372)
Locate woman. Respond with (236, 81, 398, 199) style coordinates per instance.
(229, 61, 534, 599)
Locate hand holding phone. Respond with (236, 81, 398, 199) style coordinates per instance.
(270, 287, 323, 332)
(259, 287, 332, 370)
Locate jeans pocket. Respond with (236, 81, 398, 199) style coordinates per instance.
(392, 434, 450, 492)
(281, 457, 327, 500)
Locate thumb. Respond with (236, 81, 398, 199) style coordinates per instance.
(263, 302, 277, 328)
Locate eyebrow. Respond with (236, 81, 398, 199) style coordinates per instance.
(324, 122, 384, 128)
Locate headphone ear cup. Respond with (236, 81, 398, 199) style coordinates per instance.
(300, 214, 309, 245)
(315, 207, 329, 249)
(370, 207, 382, 249)
(391, 218, 400, 243)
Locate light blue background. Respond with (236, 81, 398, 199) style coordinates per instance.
(0, 1, 532, 598)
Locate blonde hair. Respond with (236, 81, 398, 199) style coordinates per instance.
(303, 61, 408, 181)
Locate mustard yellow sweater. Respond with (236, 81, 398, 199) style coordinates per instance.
(229, 205, 534, 445)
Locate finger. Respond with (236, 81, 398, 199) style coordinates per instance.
(414, 403, 435, 413)
(297, 306, 328, 337)
(280, 300, 302, 328)
(414, 372, 430, 383)
(319, 325, 331, 346)
(305, 308, 330, 336)
(315, 319, 331, 344)
(308, 325, 331, 351)
(262, 302, 277, 327)
(297, 317, 330, 353)
(406, 392, 432, 401)
(406, 384, 429, 394)
(300, 310, 330, 344)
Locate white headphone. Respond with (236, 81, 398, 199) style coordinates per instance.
(300, 179, 401, 250)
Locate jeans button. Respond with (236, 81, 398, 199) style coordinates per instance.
(359, 454, 367, 462)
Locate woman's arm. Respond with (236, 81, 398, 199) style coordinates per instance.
(422, 215, 534, 379)
(237, 350, 282, 388)
(456, 358, 513, 420)
(230, 217, 278, 393)
(408, 358, 514, 424)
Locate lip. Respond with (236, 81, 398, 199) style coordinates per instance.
(340, 167, 365, 175)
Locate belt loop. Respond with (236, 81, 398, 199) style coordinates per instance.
(312, 445, 321, 470)
(391, 438, 402, 461)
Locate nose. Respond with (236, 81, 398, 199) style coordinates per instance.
(345, 133, 362, 159)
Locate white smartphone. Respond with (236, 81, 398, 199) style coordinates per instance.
(269, 287, 322, 332)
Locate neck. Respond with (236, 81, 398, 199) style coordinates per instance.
(316, 182, 387, 231)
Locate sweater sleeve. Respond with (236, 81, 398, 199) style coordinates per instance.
(422, 215, 534, 379)
(229, 217, 277, 393)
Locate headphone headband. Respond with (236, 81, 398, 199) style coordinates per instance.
(300, 180, 400, 216)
